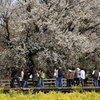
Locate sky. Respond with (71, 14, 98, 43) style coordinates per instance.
(12, 0, 17, 4)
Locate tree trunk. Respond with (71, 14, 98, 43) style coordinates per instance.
(6, 20, 10, 41)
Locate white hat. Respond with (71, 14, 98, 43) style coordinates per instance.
(69, 69, 72, 72)
(76, 68, 80, 71)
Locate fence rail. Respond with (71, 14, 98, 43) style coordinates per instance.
(0, 78, 94, 88)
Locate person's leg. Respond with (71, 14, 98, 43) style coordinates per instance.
(25, 80, 28, 88)
(34, 81, 37, 87)
(35, 81, 38, 87)
(33, 81, 37, 87)
(41, 78, 44, 88)
(76, 78, 78, 86)
(23, 80, 28, 88)
(59, 77, 63, 87)
(77, 78, 80, 86)
(68, 79, 70, 87)
(94, 77, 96, 87)
(22, 80, 25, 88)
(21, 80, 24, 87)
(94, 77, 97, 87)
(61, 78, 63, 87)
(81, 79, 84, 86)
(69, 79, 72, 87)
(56, 78, 59, 87)
(20, 81, 22, 87)
(72, 79, 74, 86)
(10, 78, 15, 88)
(35, 81, 37, 87)
(37, 78, 41, 87)
(16, 77, 20, 88)
(83, 79, 85, 86)
(96, 78, 98, 86)
(76, 78, 79, 86)
(57, 77, 60, 87)
(66, 79, 69, 87)
(59, 77, 61, 87)
(98, 79, 100, 86)
(84, 79, 87, 86)
(26, 80, 28, 88)
(71, 79, 73, 87)
(74, 78, 76, 86)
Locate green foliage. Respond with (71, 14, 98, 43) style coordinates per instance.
(0, 88, 4, 94)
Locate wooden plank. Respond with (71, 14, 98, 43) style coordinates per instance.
(0, 78, 95, 88)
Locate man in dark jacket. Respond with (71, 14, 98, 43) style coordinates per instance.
(22, 68, 29, 88)
(57, 67, 64, 87)
(10, 66, 21, 88)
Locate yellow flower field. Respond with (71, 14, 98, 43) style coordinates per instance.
(0, 89, 100, 100)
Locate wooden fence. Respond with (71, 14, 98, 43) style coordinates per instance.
(0, 78, 94, 88)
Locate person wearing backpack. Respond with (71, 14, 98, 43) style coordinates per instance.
(65, 69, 74, 87)
(57, 67, 64, 87)
(32, 68, 39, 87)
(92, 67, 99, 87)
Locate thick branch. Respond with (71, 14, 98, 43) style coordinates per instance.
(5, 20, 10, 41)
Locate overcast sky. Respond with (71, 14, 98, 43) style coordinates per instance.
(12, 0, 17, 3)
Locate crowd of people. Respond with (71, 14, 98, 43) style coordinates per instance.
(10, 66, 45, 88)
(10, 66, 100, 88)
(54, 67, 100, 87)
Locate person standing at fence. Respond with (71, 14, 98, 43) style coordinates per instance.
(80, 68, 86, 86)
(57, 67, 64, 87)
(74, 67, 81, 86)
(10, 66, 21, 88)
(37, 68, 41, 87)
(40, 68, 45, 88)
(98, 69, 100, 86)
(19, 68, 24, 88)
(22, 68, 29, 88)
(54, 67, 58, 87)
(84, 70, 88, 86)
(66, 69, 74, 87)
(92, 67, 99, 87)
(32, 68, 39, 87)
